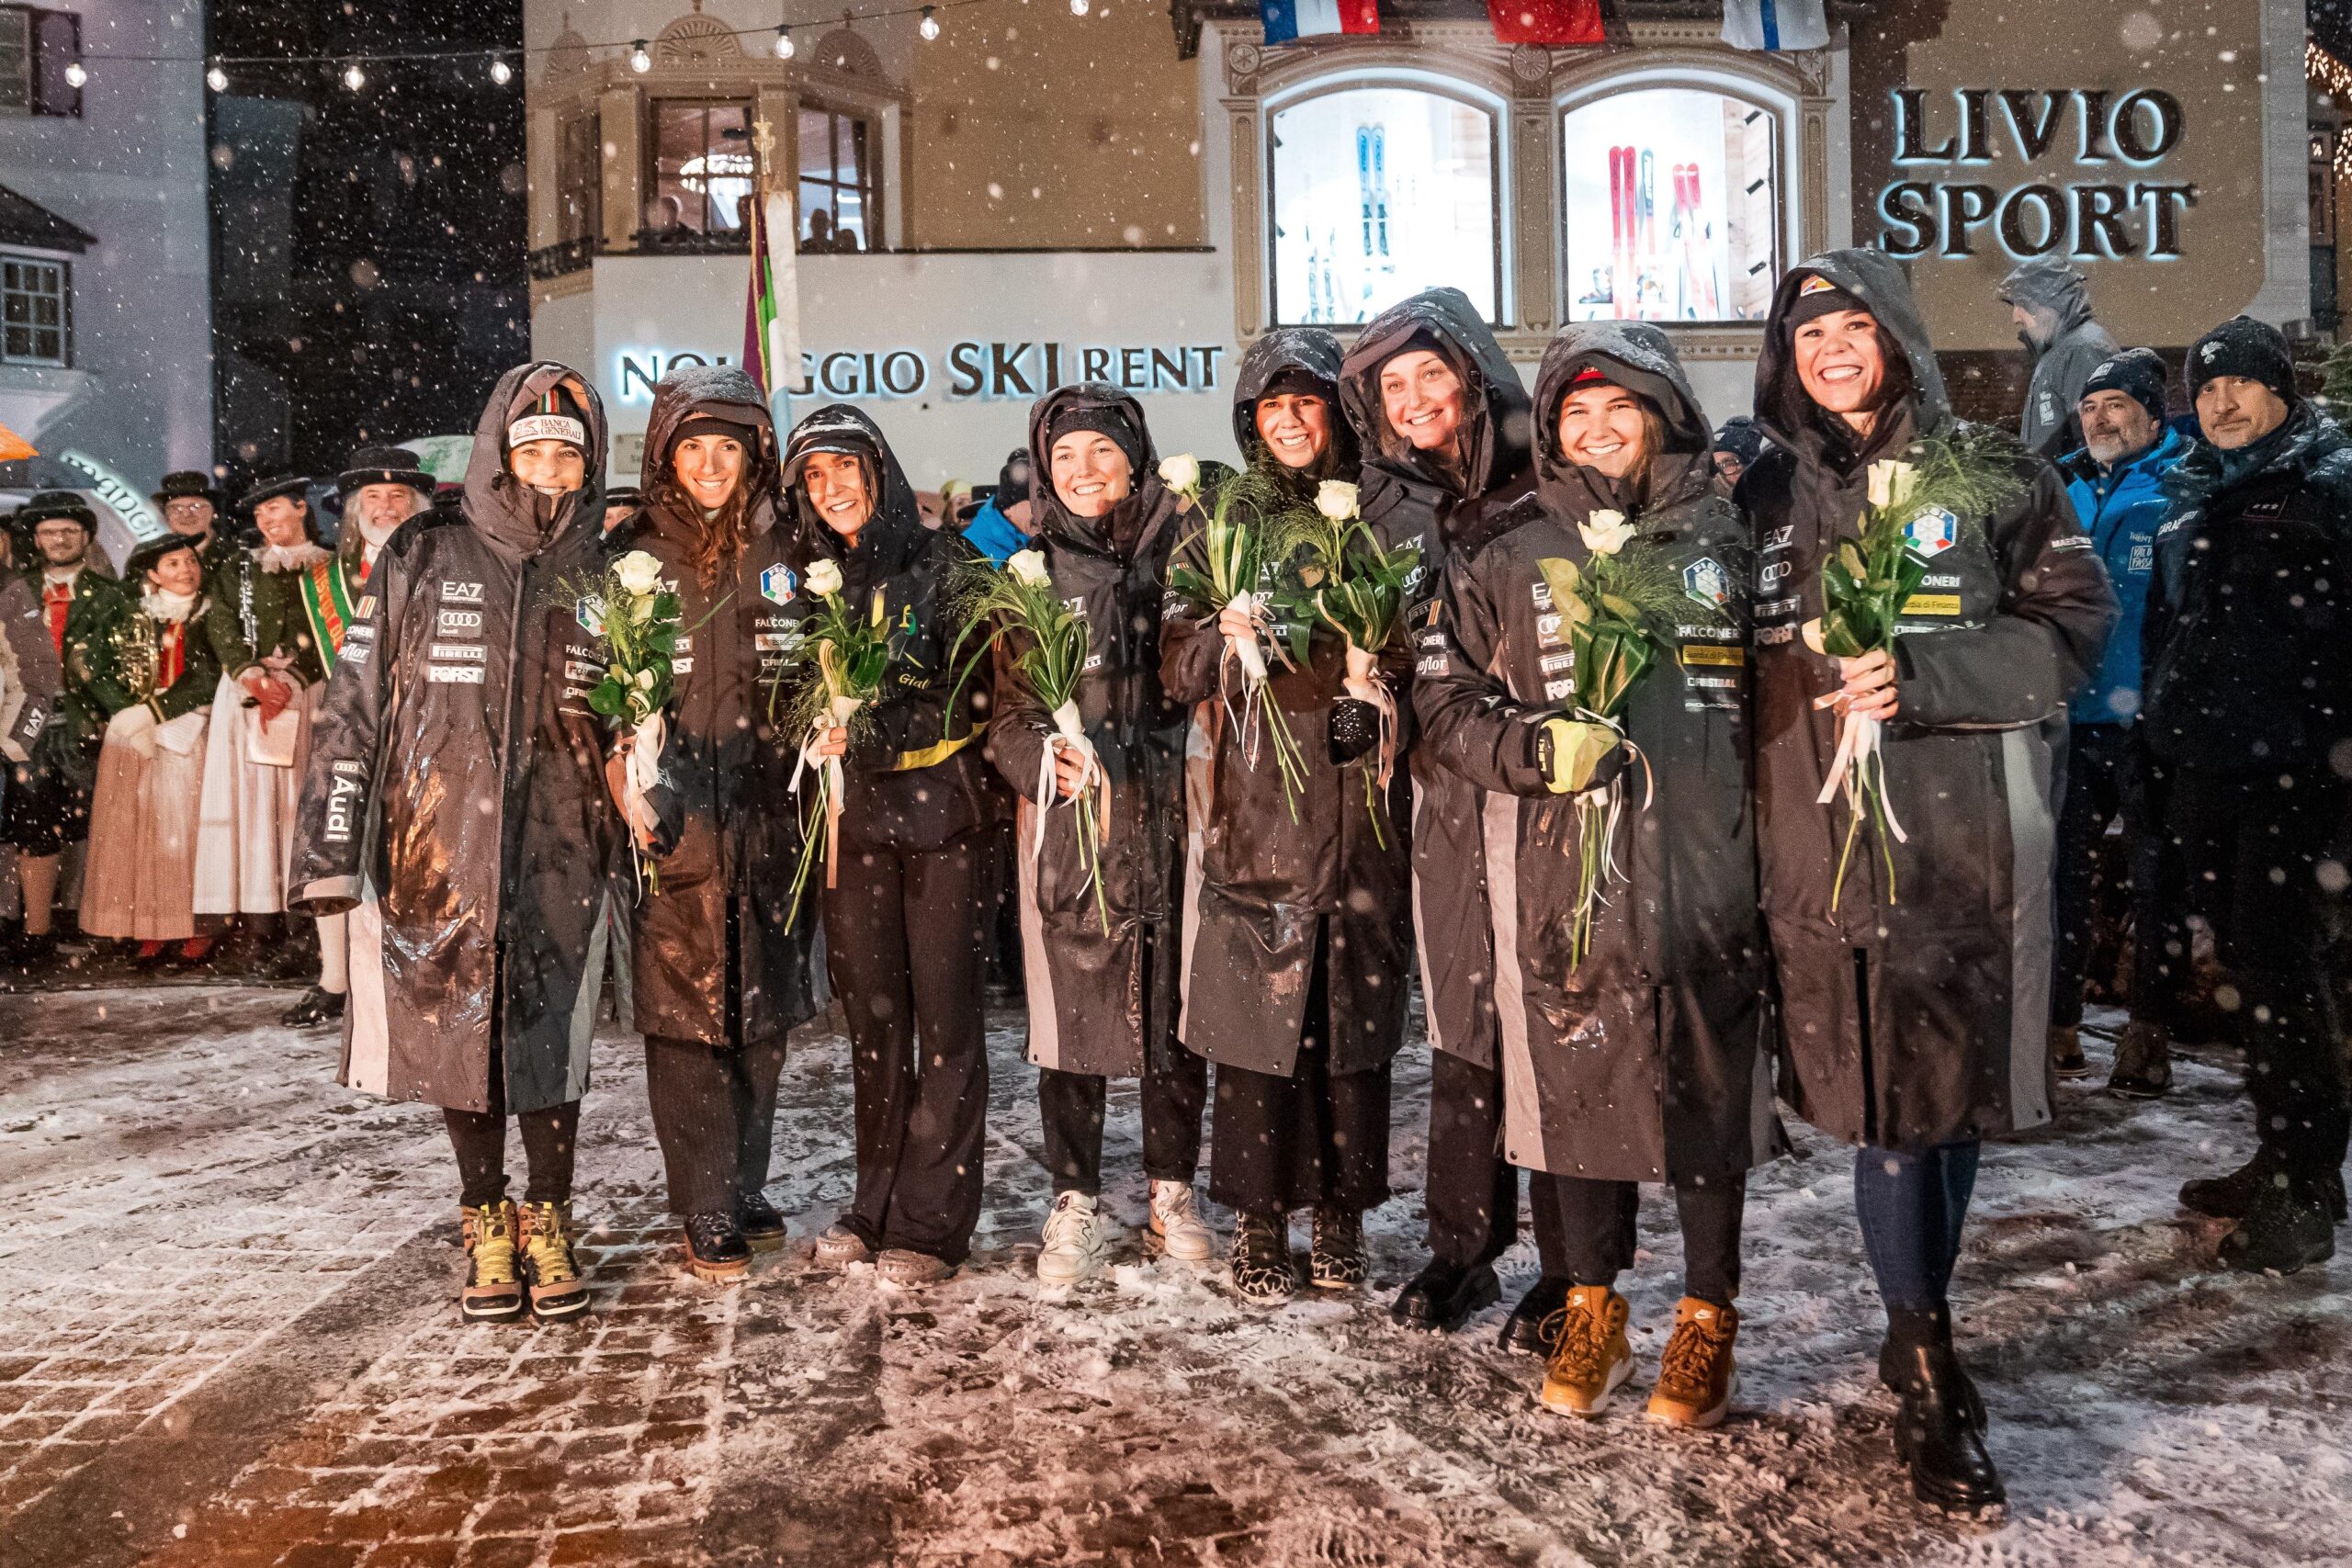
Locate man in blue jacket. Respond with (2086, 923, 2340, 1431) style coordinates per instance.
(2052, 347, 2186, 1099)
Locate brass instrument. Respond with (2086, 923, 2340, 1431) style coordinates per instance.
(110, 609, 161, 705)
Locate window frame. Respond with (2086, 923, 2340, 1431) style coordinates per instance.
(795, 97, 881, 254)
(1262, 71, 1508, 331)
(0, 250, 71, 367)
(553, 103, 603, 248)
(643, 96, 757, 236)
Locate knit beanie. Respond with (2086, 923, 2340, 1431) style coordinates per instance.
(2079, 347, 2170, 423)
(2187, 317, 2297, 408)
(1781, 273, 1871, 336)
(1045, 404, 1145, 477)
(507, 383, 591, 453)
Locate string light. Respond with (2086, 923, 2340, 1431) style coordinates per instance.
(62, 61, 85, 88)
(774, 26, 796, 60)
(206, 62, 227, 92)
(488, 57, 513, 85)
(2312, 41, 2352, 181)
(628, 39, 651, 73)
(919, 6, 940, 39)
(1070, 0, 1088, 13)
(340, 62, 365, 91)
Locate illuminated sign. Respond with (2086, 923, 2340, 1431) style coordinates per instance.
(1877, 88, 2196, 261)
(58, 449, 165, 541)
(613, 343, 1227, 405)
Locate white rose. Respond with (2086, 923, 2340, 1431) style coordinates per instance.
(1578, 510, 1635, 557)
(807, 558, 845, 598)
(635, 668, 656, 691)
(1315, 479, 1359, 522)
(1158, 453, 1201, 492)
(613, 550, 663, 596)
(1867, 460, 1918, 511)
(1006, 547, 1052, 588)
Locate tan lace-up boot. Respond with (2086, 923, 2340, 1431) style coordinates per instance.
(1645, 1297, 1739, 1428)
(1538, 1285, 1634, 1416)
(517, 1201, 591, 1320)
(459, 1201, 526, 1324)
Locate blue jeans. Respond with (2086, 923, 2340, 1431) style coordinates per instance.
(1853, 1140, 1981, 1313)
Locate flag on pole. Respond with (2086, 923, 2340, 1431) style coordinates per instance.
(1486, 0, 1602, 46)
(742, 192, 791, 395)
(1261, 0, 1379, 44)
(1721, 0, 1827, 51)
(0, 421, 33, 462)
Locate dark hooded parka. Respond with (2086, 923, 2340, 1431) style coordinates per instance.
(2000, 257, 2119, 460)
(984, 383, 1188, 1079)
(1742, 250, 2117, 1151)
(1336, 287, 1536, 1072)
(775, 402, 990, 853)
(1416, 322, 1781, 1181)
(289, 363, 621, 1115)
(625, 366, 825, 1048)
(1161, 327, 1411, 1079)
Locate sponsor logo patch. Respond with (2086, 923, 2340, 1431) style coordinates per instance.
(754, 632, 794, 651)
(428, 643, 486, 661)
(1904, 508, 1959, 559)
(1900, 592, 1962, 617)
(1544, 679, 1574, 701)
(760, 563, 797, 604)
(1798, 272, 1839, 296)
(1539, 651, 1575, 675)
(673, 658, 694, 675)
(2128, 543, 2154, 573)
(1682, 556, 1732, 608)
(575, 597, 602, 634)
(427, 664, 486, 684)
(1757, 624, 1796, 645)
(564, 660, 600, 682)
(1536, 613, 1564, 647)
(1531, 581, 1554, 610)
(354, 595, 377, 619)
(440, 580, 484, 604)
(437, 608, 483, 637)
(1679, 643, 1745, 668)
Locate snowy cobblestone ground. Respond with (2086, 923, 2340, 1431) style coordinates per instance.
(1, 985, 2347, 1567)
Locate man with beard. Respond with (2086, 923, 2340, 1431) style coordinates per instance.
(1999, 258, 2118, 460)
(2145, 316, 2352, 1274)
(2049, 350, 2188, 1099)
(2, 493, 125, 969)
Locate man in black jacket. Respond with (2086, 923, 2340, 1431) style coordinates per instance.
(2143, 315, 2352, 1274)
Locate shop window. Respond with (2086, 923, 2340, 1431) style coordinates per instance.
(0, 7, 80, 118)
(648, 98, 753, 235)
(555, 105, 602, 247)
(1561, 87, 1779, 324)
(1, 254, 68, 365)
(1269, 85, 1498, 326)
(798, 103, 876, 254)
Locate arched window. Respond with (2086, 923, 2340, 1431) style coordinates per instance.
(1559, 86, 1781, 324)
(1269, 84, 1498, 326)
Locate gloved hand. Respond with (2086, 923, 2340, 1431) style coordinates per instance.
(1531, 714, 1625, 795)
(1329, 697, 1379, 763)
(107, 703, 159, 759)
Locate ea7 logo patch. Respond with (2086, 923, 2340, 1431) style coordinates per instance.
(1682, 556, 1731, 608)
(760, 564, 797, 605)
(1904, 507, 1959, 559)
(439, 581, 484, 604)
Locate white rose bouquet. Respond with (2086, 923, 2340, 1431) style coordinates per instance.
(557, 547, 686, 895)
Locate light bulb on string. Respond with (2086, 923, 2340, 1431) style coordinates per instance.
(628, 39, 651, 73)
(341, 62, 365, 92)
(62, 61, 85, 88)
(919, 6, 940, 40)
(206, 62, 228, 93)
(489, 57, 513, 85)
(1070, 0, 1088, 13)
(774, 26, 796, 60)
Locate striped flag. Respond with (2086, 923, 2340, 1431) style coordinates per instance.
(741, 190, 802, 399)
(1721, 0, 1827, 51)
(1261, 0, 1378, 44)
(1486, 0, 1602, 45)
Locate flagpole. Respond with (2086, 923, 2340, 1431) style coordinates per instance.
(751, 114, 791, 433)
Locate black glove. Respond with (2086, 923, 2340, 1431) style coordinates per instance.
(1329, 697, 1380, 763)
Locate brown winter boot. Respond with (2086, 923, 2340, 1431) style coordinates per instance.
(1538, 1285, 1633, 1416)
(2047, 1024, 2089, 1080)
(458, 1201, 526, 1324)
(2106, 1020, 2173, 1100)
(517, 1201, 591, 1320)
(1646, 1297, 1739, 1428)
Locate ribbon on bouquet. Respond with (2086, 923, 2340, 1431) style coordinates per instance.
(1812, 707, 1909, 842)
(617, 711, 666, 897)
(1571, 708, 1653, 893)
(1031, 699, 1111, 870)
(1217, 590, 1271, 761)
(790, 694, 864, 889)
(1342, 643, 1396, 792)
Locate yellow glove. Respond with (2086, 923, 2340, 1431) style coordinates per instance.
(1532, 716, 1622, 795)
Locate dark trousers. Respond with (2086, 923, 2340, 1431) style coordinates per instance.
(2165, 766, 2351, 1184)
(444, 1097, 582, 1209)
(2052, 722, 2165, 1028)
(1210, 1052, 1392, 1214)
(1036, 1053, 1208, 1198)
(643, 1033, 788, 1217)
(1853, 1140, 1980, 1314)
(1552, 1171, 1747, 1307)
(823, 833, 989, 1265)
(1423, 1048, 1568, 1275)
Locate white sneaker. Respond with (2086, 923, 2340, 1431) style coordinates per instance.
(1035, 1191, 1108, 1285)
(1149, 1179, 1216, 1263)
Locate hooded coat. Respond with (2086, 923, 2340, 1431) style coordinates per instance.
(1742, 250, 2117, 1151)
(1337, 287, 1535, 1069)
(2141, 399, 2352, 773)
(289, 362, 621, 1116)
(1161, 328, 1412, 1078)
(625, 366, 826, 1048)
(984, 384, 1188, 1079)
(0, 574, 61, 767)
(2001, 258, 2119, 459)
(1416, 322, 1780, 1181)
(777, 402, 990, 855)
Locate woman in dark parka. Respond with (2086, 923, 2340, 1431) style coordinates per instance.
(984, 383, 1213, 1287)
(1418, 321, 1780, 1427)
(1741, 250, 2115, 1506)
(1162, 328, 1411, 1302)
(622, 366, 825, 1283)
(781, 403, 994, 1286)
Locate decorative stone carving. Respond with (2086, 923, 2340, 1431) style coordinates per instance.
(810, 27, 888, 82)
(546, 25, 590, 80)
(656, 13, 743, 64)
(1226, 41, 1263, 95)
(1510, 45, 1550, 85)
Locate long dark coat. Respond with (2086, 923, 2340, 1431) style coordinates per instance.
(289, 362, 622, 1116)
(626, 366, 825, 1048)
(1163, 328, 1411, 1078)
(1416, 322, 1781, 1182)
(1336, 287, 1536, 1071)
(1741, 250, 2117, 1151)
(983, 383, 1187, 1080)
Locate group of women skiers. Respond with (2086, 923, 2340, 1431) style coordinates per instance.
(287, 246, 2120, 1514)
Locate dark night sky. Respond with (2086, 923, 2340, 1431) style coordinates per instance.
(207, 1, 526, 491)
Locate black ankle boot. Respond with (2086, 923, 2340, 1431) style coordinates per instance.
(1883, 1307, 2005, 1511)
(1499, 1275, 1571, 1354)
(1228, 1209, 1295, 1303)
(684, 1213, 751, 1281)
(1389, 1257, 1500, 1333)
(2219, 1173, 2336, 1276)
